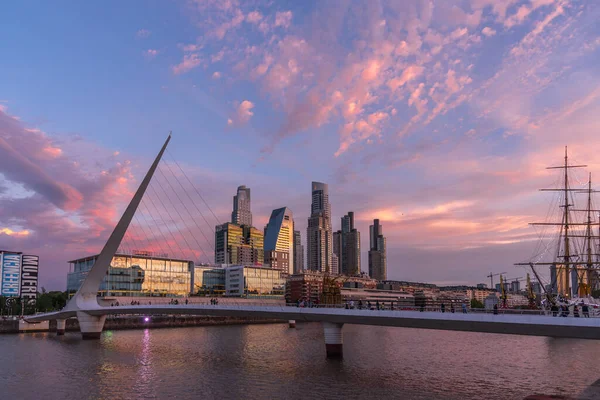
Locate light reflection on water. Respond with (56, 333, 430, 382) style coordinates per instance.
(1, 323, 599, 400)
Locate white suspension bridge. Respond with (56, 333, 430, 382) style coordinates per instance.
(25, 134, 600, 358)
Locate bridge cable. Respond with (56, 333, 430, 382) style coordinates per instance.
(161, 160, 215, 249)
(147, 177, 198, 262)
(156, 165, 212, 264)
(134, 201, 169, 258)
(141, 194, 181, 260)
(166, 150, 221, 226)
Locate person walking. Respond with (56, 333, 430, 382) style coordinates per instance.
(441, 303, 445, 313)
(582, 303, 590, 318)
(450, 302, 455, 313)
(462, 302, 467, 313)
(493, 304, 498, 315)
(573, 305, 580, 318)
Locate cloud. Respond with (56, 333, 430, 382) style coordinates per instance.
(0, 228, 30, 237)
(136, 29, 151, 38)
(481, 27, 496, 37)
(246, 11, 262, 24)
(0, 108, 145, 288)
(274, 11, 293, 28)
(146, 49, 159, 57)
(212, 71, 222, 79)
(0, 119, 82, 211)
(228, 100, 255, 126)
(172, 53, 201, 74)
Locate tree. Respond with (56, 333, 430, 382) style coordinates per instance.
(470, 298, 484, 309)
(592, 289, 600, 299)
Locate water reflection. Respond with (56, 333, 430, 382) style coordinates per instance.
(1, 324, 599, 400)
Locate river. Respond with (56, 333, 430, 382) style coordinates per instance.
(1, 323, 599, 399)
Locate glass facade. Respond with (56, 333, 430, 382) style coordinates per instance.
(225, 265, 285, 298)
(193, 266, 226, 296)
(67, 253, 193, 297)
(215, 223, 264, 265)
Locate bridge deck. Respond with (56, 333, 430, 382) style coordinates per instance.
(26, 305, 600, 339)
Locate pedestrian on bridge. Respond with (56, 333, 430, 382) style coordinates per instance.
(441, 303, 445, 313)
(462, 302, 467, 314)
(582, 303, 590, 318)
(450, 303, 455, 313)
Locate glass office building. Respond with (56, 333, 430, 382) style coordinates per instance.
(193, 266, 226, 296)
(225, 265, 285, 298)
(67, 253, 194, 297)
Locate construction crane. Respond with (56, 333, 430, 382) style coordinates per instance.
(487, 271, 507, 288)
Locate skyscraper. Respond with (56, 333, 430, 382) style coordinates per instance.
(264, 207, 294, 274)
(340, 212, 360, 275)
(368, 219, 387, 280)
(293, 230, 304, 273)
(333, 230, 342, 270)
(231, 185, 252, 226)
(307, 182, 333, 273)
(215, 222, 264, 265)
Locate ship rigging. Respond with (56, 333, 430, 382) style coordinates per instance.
(515, 146, 600, 303)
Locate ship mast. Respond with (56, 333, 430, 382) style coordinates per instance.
(516, 147, 588, 298)
(585, 174, 593, 293)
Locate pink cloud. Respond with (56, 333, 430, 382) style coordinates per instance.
(274, 11, 293, 28)
(481, 27, 496, 37)
(0, 228, 30, 237)
(172, 53, 201, 74)
(246, 11, 262, 24)
(146, 49, 159, 57)
(228, 100, 255, 126)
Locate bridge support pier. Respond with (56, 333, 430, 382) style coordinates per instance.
(56, 319, 66, 336)
(77, 312, 106, 340)
(322, 322, 344, 358)
(288, 320, 296, 328)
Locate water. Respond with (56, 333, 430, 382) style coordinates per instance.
(1, 323, 600, 400)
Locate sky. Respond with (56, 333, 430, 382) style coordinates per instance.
(1, 0, 600, 290)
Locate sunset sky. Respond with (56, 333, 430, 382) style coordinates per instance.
(2, 0, 600, 290)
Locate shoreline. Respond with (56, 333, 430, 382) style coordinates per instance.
(0, 315, 287, 334)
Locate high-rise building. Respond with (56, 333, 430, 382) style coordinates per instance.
(368, 219, 387, 281)
(231, 185, 252, 226)
(293, 230, 304, 273)
(339, 212, 361, 276)
(215, 222, 264, 265)
(307, 181, 333, 273)
(333, 230, 342, 269)
(264, 207, 294, 274)
(331, 253, 339, 275)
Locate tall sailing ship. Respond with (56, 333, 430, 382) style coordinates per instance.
(516, 147, 600, 306)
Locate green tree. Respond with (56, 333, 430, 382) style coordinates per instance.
(470, 298, 484, 309)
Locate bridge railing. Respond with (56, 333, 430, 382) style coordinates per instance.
(283, 303, 600, 317)
(98, 300, 600, 318)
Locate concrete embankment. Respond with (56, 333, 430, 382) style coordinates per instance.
(0, 315, 285, 334)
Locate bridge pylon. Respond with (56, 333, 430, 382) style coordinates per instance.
(323, 322, 344, 358)
(60, 134, 171, 339)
